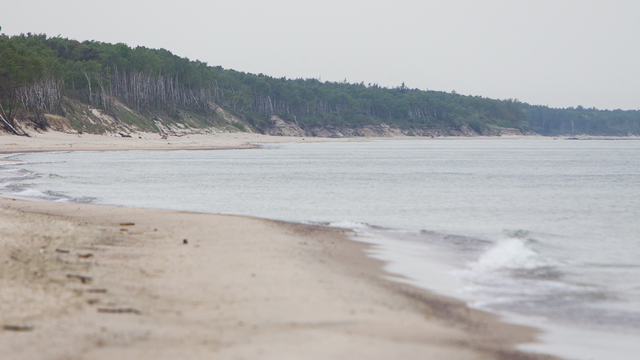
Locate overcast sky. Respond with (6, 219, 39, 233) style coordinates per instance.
(2, 0, 639, 110)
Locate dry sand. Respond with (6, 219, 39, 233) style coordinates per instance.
(0, 130, 549, 155)
(0, 131, 362, 154)
(0, 131, 559, 359)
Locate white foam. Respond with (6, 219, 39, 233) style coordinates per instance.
(335, 227, 467, 298)
(12, 188, 68, 201)
(16, 188, 53, 198)
(327, 220, 372, 230)
(471, 237, 549, 272)
(454, 237, 571, 297)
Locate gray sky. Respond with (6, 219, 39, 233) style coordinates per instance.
(2, 0, 639, 110)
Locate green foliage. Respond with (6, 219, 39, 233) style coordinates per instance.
(1, 32, 639, 136)
(230, 122, 247, 132)
(527, 105, 640, 136)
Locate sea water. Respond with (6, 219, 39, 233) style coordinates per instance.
(2, 138, 639, 360)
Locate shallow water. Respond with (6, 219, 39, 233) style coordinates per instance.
(2, 138, 639, 360)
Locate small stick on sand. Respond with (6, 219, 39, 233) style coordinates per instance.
(119, 222, 135, 226)
(86, 288, 108, 293)
(67, 274, 93, 283)
(55, 248, 70, 253)
(97, 307, 141, 315)
(77, 253, 93, 258)
(3, 325, 34, 332)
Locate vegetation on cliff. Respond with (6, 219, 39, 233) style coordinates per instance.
(1, 31, 639, 136)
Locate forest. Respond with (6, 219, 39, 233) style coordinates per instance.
(1, 31, 639, 136)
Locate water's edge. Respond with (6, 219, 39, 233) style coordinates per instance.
(2, 141, 639, 360)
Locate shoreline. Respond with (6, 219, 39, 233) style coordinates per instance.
(0, 131, 368, 155)
(0, 198, 558, 359)
(0, 130, 562, 359)
(5, 129, 636, 155)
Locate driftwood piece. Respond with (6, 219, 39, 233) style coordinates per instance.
(77, 253, 93, 259)
(97, 307, 141, 315)
(119, 222, 135, 226)
(3, 325, 33, 332)
(86, 288, 108, 293)
(55, 248, 70, 253)
(0, 113, 21, 136)
(0, 103, 29, 137)
(66, 274, 93, 283)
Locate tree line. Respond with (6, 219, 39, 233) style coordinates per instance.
(1, 31, 639, 136)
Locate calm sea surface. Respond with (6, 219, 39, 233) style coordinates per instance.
(2, 138, 639, 360)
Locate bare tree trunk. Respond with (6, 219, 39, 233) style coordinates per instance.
(81, 70, 93, 107)
(95, 73, 108, 110)
(0, 103, 27, 136)
(0, 112, 20, 135)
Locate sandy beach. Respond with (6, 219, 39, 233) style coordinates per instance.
(0, 130, 552, 154)
(0, 131, 365, 154)
(0, 132, 558, 360)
